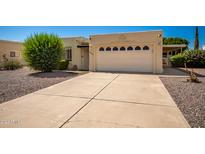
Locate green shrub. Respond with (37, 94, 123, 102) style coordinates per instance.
(170, 54, 186, 67)
(184, 50, 205, 68)
(58, 60, 69, 70)
(163, 37, 189, 50)
(170, 50, 205, 68)
(23, 33, 64, 72)
(3, 60, 22, 70)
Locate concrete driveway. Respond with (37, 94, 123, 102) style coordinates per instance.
(0, 72, 189, 128)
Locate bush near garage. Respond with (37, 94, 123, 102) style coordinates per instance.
(170, 54, 186, 67)
(23, 33, 64, 72)
(170, 50, 205, 68)
(3, 60, 22, 70)
(58, 60, 69, 70)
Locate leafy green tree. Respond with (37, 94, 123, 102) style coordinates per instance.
(23, 33, 64, 72)
(163, 37, 189, 46)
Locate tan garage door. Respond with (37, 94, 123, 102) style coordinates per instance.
(96, 51, 153, 72)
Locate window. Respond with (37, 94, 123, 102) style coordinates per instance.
(135, 46, 141, 50)
(10, 51, 16, 57)
(66, 48, 72, 61)
(99, 47, 104, 51)
(143, 46, 149, 50)
(127, 46, 133, 51)
(120, 47, 126, 51)
(113, 47, 118, 51)
(106, 47, 111, 51)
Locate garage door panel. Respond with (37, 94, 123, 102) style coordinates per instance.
(96, 52, 153, 72)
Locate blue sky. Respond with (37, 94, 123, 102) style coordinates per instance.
(0, 26, 204, 48)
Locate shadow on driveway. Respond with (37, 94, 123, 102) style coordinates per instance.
(29, 71, 79, 78)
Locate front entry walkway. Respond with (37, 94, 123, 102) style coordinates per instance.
(0, 72, 189, 128)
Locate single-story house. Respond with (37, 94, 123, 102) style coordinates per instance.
(0, 40, 24, 65)
(0, 30, 187, 73)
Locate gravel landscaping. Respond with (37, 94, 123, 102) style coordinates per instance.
(160, 76, 205, 128)
(0, 67, 85, 104)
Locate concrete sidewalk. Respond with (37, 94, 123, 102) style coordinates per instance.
(0, 72, 189, 128)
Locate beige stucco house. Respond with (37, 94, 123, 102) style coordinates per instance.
(0, 40, 24, 65)
(1, 30, 188, 73)
(89, 31, 163, 73)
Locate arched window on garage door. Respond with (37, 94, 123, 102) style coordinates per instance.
(120, 47, 126, 51)
(127, 46, 133, 51)
(113, 47, 118, 51)
(106, 47, 111, 51)
(135, 46, 141, 50)
(143, 46, 149, 50)
(99, 47, 104, 51)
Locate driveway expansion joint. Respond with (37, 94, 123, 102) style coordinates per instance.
(34, 93, 91, 100)
(59, 75, 120, 128)
(92, 98, 177, 108)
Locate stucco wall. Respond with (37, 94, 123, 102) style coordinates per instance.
(0, 40, 25, 65)
(62, 37, 89, 70)
(89, 31, 163, 73)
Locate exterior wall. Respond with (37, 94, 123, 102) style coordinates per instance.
(0, 40, 25, 65)
(62, 37, 89, 70)
(89, 31, 163, 73)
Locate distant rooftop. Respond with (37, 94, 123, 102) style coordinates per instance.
(0, 39, 23, 44)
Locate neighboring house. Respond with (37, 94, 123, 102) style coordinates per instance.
(0, 40, 24, 65)
(203, 45, 205, 50)
(162, 44, 187, 67)
(0, 30, 188, 73)
(0, 37, 89, 70)
(89, 31, 163, 73)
